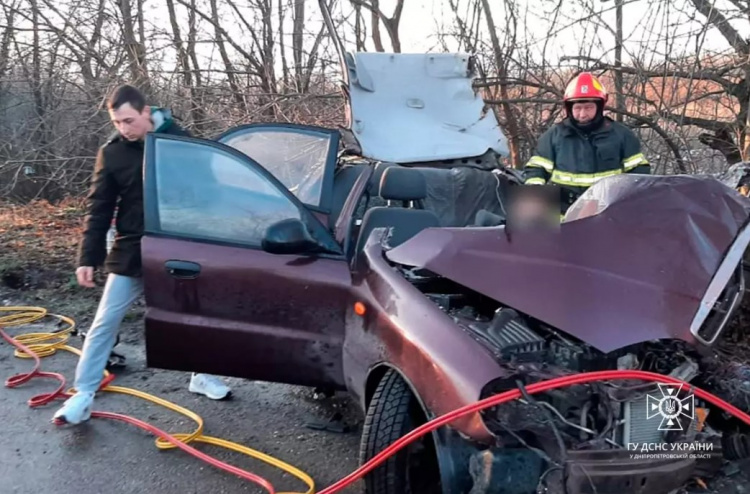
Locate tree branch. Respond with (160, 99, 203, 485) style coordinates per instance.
(349, 0, 401, 52)
(560, 55, 737, 89)
(690, 0, 750, 55)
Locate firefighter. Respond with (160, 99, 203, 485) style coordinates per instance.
(523, 71, 651, 214)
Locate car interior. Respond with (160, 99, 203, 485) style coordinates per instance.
(353, 166, 441, 259)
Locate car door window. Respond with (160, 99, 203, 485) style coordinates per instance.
(153, 137, 302, 247)
(219, 127, 334, 209)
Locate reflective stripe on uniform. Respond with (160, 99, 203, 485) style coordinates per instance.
(550, 168, 622, 186)
(524, 177, 546, 185)
(622, 152, 648, 171)
(525, 155, 554, 172)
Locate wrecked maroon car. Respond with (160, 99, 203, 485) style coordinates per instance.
(138, 20, 750, 494)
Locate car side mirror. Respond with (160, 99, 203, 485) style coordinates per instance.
(261, 218, 320, 255)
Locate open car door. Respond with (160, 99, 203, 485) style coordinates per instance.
(141, 133, 352, 389)
(216, 123, 340, 220)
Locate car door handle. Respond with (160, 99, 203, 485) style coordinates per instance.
(165, 260, 201, 279)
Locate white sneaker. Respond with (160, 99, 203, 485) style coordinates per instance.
(52, 391, 95, 425)
(188, 373, 232, 400)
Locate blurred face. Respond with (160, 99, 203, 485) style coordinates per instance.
(571, 101, 598, 123)
(510, 195, 557, 229)
(515, 196, 548, 218)
(109, 103, 153, 141)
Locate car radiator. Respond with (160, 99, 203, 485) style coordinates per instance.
(622, 394, 664, 445)
(622, 394, 703, 446)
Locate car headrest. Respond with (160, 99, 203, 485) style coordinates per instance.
(379, 167, 427, 201)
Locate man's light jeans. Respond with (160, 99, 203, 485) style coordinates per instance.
(75, 273, 143, 393)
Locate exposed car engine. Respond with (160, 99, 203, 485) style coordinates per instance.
(402, 266, 750, 491)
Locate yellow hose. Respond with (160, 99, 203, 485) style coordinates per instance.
(0, 306, 316, 494)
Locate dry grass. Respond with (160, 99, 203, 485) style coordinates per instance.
(0, 198, 88, 291)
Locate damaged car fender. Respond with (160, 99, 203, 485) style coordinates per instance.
(343, 227, 515, 443)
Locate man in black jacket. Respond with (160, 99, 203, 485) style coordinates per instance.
(523, 71, 651, 215)
(54, 85, 232, 425)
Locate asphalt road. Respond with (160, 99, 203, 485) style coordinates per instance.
(2, 290, 750, 494)
(0, 298, 364, 494)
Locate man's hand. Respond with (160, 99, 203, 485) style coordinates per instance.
(76, 266, 95, 288)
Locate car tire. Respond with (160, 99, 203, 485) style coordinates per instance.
(359, 369, 442, 494)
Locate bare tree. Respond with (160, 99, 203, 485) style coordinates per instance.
(118, 0, 152, 95)
(479, 0, 522, 167)
(349, 0, 405, 52)
(165, 0, 206, 133)
(1, 0, 748, 202)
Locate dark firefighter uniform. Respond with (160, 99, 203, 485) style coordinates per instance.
(523, 72, 651, 214)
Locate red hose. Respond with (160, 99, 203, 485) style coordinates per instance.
(1, 327, 278, 494)
(4, 325, 750, 494)
(319, 370, 750, 493)
(92, 410, 276, 493)
(2, 328, 71, 405)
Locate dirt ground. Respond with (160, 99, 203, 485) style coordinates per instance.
(1, 200, 749, 494)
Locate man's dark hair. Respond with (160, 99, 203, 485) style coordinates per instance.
(107, 84, 146, 112)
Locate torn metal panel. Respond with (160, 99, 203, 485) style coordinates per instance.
(344, 52, 510, 163)
(719, 161, 750, 190)
(385, 174, 750, 352)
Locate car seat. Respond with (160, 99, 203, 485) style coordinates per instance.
(474, 209, 505, 226)
(354, 166, 441, 257)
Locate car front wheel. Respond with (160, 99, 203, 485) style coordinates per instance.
(359, 369, 442, 494)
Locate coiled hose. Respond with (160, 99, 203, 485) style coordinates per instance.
(2, 306, 750, 494)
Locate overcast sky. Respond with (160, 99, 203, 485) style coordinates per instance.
(352, 0, 742, 62)
(10, 0, 743, 82)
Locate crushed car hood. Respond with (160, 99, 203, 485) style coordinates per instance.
(386, 174, 750, 353)
(343, 52, 510, 163)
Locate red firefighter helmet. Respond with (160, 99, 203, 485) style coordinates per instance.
(563, 72, 608, 103)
